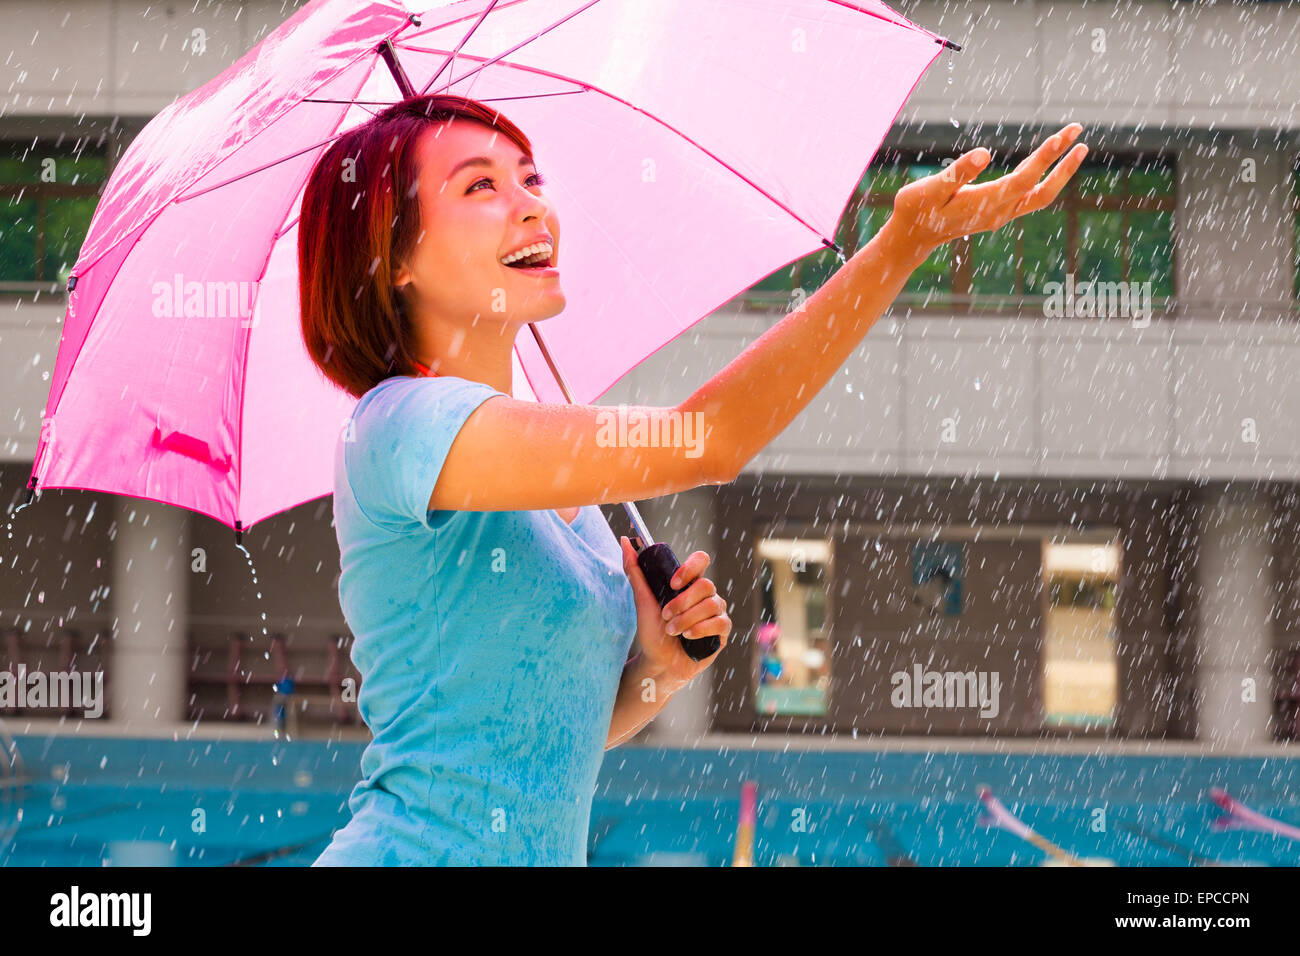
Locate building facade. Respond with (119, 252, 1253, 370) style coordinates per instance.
(2, 0, 1299, 748)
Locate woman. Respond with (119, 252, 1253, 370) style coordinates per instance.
(300, 95, 1086, 866)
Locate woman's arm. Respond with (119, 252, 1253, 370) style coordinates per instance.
(605, 652, 688, 750)
(682, 124, 1087, 478)
(605, 538, 733, 750)
(430, 125, 1086, 513)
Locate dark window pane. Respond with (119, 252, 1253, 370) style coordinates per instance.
(752, 261, 797, 292)
(906, 162, 944, 183)
(866, 167, 906, 195)
(1128, 210, 1173, 297)
(0, 141, 106, 285)
(1077, 210, 1125, 284)
(0, 197, 38, 281)
(43, 197, 97, 283)
(1128, 166, 1174, 197)
(0, 149, 106, 186)
(1022, 209, 1067, 295)
(971, 226, 1019, 296)
(55, 154, 106, 185)
(1077, 167, 1126, 196)
(797, 246, 839, 292)
(853, 204, 886, 252)
(904, 243, 951, 295)
(0, 157, 37, 183)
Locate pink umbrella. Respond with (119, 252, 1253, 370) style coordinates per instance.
(27, 0, 958, 656)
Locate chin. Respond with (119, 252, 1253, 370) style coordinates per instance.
(524, 292, 567, 322)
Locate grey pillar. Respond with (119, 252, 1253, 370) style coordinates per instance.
(1193, 484, 1275, 746)
(1175, 138, 1294, 309)
(109, 497, 189, 728)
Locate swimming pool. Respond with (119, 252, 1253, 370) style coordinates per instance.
(2, 734, 1297, 866)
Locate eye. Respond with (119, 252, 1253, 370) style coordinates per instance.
(466, 172, 547, 193)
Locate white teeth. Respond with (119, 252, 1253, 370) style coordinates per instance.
(499, 241, 553, 265)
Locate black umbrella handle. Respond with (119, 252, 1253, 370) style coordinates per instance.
(633, 539, 720, 662)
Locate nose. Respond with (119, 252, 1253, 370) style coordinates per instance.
(514, 181, 550, 224)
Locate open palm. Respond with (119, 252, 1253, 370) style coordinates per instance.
(890, 123, 1088, 254)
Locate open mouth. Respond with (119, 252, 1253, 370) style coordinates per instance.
(502, 256, 555, 272)
(500, 242, 556, 272)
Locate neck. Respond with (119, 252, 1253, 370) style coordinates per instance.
(416, 315, 519, 395)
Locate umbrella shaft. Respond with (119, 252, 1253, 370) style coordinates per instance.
(526, 323, 654, 547)
(378, 39, 416, 99)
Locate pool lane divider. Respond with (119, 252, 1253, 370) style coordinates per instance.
(1209, 787, 1300, 842)
(976, 784, 1088, 867)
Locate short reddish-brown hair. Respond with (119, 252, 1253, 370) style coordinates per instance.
(298, 94, 533, 399)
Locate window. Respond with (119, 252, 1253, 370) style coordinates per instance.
(0, 135, 109, 293)
(753, 537, 832, 717)
(746, 147, 1175, 313)
(1040, 539, 1121, 730)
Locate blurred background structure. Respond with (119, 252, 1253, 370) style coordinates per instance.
(2, 0, 1300, 759)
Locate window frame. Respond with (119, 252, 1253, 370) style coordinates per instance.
(0, 123, 125, 297)
(741, 146, 1179, 317)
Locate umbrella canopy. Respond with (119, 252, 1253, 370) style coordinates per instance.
(32, 0, 957, 531)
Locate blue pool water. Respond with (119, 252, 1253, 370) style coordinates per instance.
(1, 735, 1297, 866)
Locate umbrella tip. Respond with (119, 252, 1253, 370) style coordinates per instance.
(234, 520, 243, 547)
(66, 275, 77, 292)
(821, 238, 846, 265)
(939, 37, 962, 53)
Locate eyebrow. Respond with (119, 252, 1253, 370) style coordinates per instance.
(447, 155, 537, 179)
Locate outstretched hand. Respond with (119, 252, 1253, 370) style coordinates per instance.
(888, 123, 1088, 257)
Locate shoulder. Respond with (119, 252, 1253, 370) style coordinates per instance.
(341, 374, 509, 535)
(353, 375, 504, 427)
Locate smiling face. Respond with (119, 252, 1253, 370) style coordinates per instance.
(393, 118, 564, 330)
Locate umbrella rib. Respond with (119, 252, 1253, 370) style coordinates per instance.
(165, 19, 427, 210)
(398, 44, 838, 248)
(303, 88, 588, 108)
(418, 0, 504, 97)
(174, 134, 342, 205)
(299, 98, 415, 106)
(414, 0, 606, 97)
(172, 1, 596, 209)
(72, 20, 420, 280)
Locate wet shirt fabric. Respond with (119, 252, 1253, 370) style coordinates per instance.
(312, 374, 637, 867)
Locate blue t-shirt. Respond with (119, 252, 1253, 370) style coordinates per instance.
(313, 374, 637, 866)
